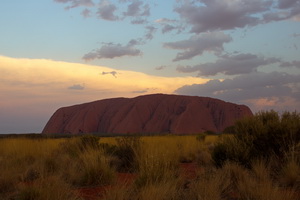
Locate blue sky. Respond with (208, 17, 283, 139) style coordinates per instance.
(1, 0, 300, 133)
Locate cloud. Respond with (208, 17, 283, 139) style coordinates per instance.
(81, 8, 91, 18)
(123, 0, 150, 17)
(120, 0, 151, 24)
(155, 18, 184, 34)
(292, 33, 300, 37)
(280, 60, 300, 68)
(101, 71, 118, 78)
(175, 71, 300, 112)
(97, 1, 119, 21)
(68, 84, 85, 90)
(161, 24, 177, 34)
(155, 65, 166, 70)
(278, 0, 299, 9)
(175, 0, 270, 33)
(0, 55, 208, 133)
(174, 0, 300, 33)
(263, 0, 300, 22)
(131, 18, 147, 24)
(177, 53, 280, 76)
(144, 25, 156, 40)
(164, 32, 232, 61)
(54, 0, 94, 9)
(83, 41, 141, 60)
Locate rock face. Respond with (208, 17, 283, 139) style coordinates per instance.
(42, 94, 253, 134)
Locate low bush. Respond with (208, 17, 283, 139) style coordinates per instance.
(279, 158, 300, 188)
(185, 162, 298, 200)
(212, 111, 300, 167)
(59, 135, 100, 158)
(196, 133, 206, 142)
(112, 136, 141, 172)
(74, 149, 116, 186)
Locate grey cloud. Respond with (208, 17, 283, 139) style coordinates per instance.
(83, 41, 141, 60)
(122, 1, 150, 24)
(101, 71, 118, 78)
(81, 8, 91, 18)
(155, 65, 166, 70)
(124, 1, 142, 16)
(123, 1, 150, 17)
(164, 32, 232, 61)
(280, 60, 300, 68)
(174, 0, 300, 33)
(97, 1, 119, 21)
(262, 0, 300, 23)
(292, 33, 300, 37)
(68, 84, 85, 90)
(175, 0, 270, 33)
(54, 0, 94, 9)
(263, 10, 292, 22)
(155, 18, 177, 24)
(175, 71, 300, 111)
(278, 0, 299, 9)
(144, 25, 156, 40)
(128, 39, 143, 46)
(155, 18, 184, 34)
(141, 4, 150, 16)
(131, 18, 147, 24)
(177, 53, 280, 76)
(162, 24, 176, 34)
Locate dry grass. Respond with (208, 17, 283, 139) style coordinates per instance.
(14, 176, 81, 200)
(0, 134, 299, 200)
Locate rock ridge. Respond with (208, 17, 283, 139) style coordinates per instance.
(42, 94, 253, 134)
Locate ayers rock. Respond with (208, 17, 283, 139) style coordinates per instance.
(42, 94, 253, 134)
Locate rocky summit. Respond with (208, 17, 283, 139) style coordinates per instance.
(42, 94, 253, 134)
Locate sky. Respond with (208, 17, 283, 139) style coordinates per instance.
(0, 0, 300, 133)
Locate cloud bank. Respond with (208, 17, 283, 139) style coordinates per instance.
(164, 32, 232, 61)
(175, 0, 300, 33)
(177, 53, 281, 76)
(83, 41, 142, 60)
(0, 55, 206, 133)
(175, 71, 300, 112)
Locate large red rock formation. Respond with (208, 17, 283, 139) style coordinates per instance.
(42, 94, 253, 134)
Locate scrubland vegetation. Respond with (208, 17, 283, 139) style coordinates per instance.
(0, 111, 299, 200)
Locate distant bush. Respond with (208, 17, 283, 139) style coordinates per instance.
(212, 111, 300, 167)
(59, 135, 100, 158)
(196, 133, 206, 142)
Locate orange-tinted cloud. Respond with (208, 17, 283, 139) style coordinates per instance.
(0, 55, 208, 133)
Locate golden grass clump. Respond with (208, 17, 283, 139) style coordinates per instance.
(14, 176, 81, 200)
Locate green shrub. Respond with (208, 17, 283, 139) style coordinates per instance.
(212, 136, 251, 167)
(213, 111, 300, 167)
